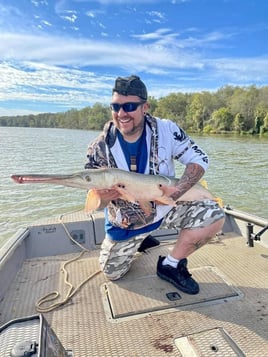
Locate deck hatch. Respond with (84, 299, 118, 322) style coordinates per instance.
(102, 266, 242, 321)
(174, 327, 246, 356)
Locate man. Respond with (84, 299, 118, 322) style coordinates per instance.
(85, 75, 225, 295)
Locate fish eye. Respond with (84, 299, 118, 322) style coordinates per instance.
(85, 175, 91, 182)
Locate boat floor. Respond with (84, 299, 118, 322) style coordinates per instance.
(1, 233, 268, 356)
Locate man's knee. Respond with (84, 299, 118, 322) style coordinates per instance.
(99, 235, 144, 280)
(100, 260, 132, 280)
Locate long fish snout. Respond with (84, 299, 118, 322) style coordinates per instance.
(11, 175, 24, 184)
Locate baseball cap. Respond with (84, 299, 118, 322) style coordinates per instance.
(113, 75, 147, 100)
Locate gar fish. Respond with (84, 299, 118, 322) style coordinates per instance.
(11, 168, 214, 214)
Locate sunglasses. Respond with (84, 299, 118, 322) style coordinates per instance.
(110, 101, 145, 113)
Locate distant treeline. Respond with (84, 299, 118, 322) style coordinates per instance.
(1, 85, 268, 135)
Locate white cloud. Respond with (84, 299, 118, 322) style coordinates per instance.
(0, 25, 268, 116)
(0, 106, 42, 116)
(83, 0, 158, 3)
(208, 57, 268, 82)
(41, 20, 52, 27)
(0, 32, 194, 70)
(132, 28, 173, 41)
(0, 60, 114, 114)
(1, 30, 268, 86)
(60, 14, 77, 23)
(86, 11, 95, 18)
(149, 11, 165, 19)
(31, 0, 49, 7)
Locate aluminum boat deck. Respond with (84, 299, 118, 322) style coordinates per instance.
(0, 210, 267, 356)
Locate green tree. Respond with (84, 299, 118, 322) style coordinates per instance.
(211, 107, 233, 131)
(186, 93, 206, 132)
(215, 85, 238, 108)
(1, 84, 268, 134)
(153, 93, 188, 128)
(87, 103, 110, 130)
(230, 86, 259, 131)
(147, 96, 158, 115)
(233, 113, 245, 132)
(260, 113, 268, 135)
(254, 116, 263, 134)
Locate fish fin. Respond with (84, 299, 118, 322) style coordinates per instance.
(200, 179, 208, 189)
(155, 186, 177, 206)
(139, 201, 153, 216)
(85, 189, 102, 212)
(113, 185, 136, 202)
(155, 186, 177, 205)
(214, 196, 224, 207)
(154, 195, 176, 206)
(159, 185, 178, 197)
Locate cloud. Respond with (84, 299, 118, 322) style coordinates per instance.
(0, 60, 113, 104)
(86, 11, 96, 18)
(208, 56, 268, 82)
(0, 106, 42, 116)
(60, 13, 77, 23)
(132, 28, 173, 41)
(41, 20, 53, 27)
(1, 19, 268, 116)
(79, 0, 162, 3)
(146, 10, 166, 23)
(0, 32, 197, 70)
(31, 0, 49, 7)
(82, 0, 188, 3)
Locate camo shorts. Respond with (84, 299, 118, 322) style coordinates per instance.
(160, 199, 225, 231)
(99, 199, 225, 280)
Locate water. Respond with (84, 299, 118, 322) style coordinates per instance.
(1, 127, 267, 247)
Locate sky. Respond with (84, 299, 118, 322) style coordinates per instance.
(0, 0, 268, 116)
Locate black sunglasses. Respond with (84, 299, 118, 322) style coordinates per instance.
(110, 101, 145, 113)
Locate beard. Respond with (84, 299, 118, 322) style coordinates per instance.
(115, 116, 144, 139)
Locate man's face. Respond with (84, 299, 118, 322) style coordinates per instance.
(111, 92, 148, 140)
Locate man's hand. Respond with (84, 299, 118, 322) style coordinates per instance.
(85, 188, 121, 211)
(95, 188, 121, 201)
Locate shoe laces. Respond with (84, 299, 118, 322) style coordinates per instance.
(178, 262, 192, 279)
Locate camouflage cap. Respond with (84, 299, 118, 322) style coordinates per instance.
(113, 75, 147, 100)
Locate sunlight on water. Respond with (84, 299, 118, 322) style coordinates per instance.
(1, 127, 267, 247)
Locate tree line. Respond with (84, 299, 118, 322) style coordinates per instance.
(1, 84, 268, 135)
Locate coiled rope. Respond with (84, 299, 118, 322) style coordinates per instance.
(35, 210, 101, 313)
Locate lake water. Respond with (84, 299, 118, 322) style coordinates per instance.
(1, 126, 267, 247)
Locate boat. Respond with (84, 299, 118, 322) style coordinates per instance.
(0, 204, 267, 356)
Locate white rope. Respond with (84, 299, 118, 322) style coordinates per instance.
(35, 210, 101, 313)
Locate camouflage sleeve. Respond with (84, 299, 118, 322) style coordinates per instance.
(84, 135, 109, 169)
